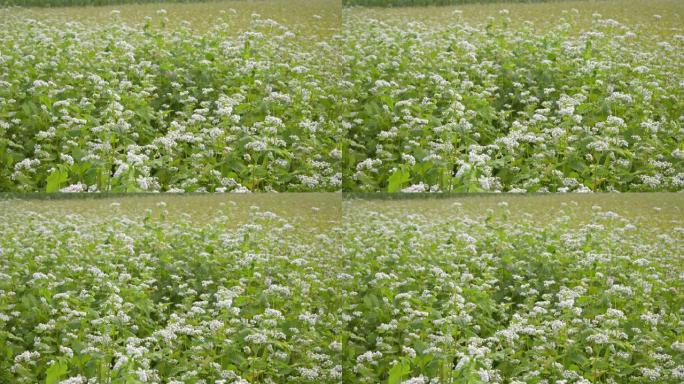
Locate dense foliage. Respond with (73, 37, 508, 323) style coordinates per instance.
(2, 194, 683, 383)
(342, 197, 684, 383)
(0, 197, 344, 383)
(0, 13, 342, 192)
(1, 2, 683, 193)
(341, 10, 684, 192)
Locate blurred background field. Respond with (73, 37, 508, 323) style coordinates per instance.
(344, 0, 682, 33)
(0, 0, 340, 35)
(344, 0, 606, 6)
(0, 193, 341, 228)
(345, 192, 684, 230)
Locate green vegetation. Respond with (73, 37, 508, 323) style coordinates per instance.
(0, 194, 344, 383)
(0, 1, 342, 192)
(2, 0, 683, 382)
(0, 194, 684, 384)
(2, 0, 208, 8)
(343, 0, 565, 7)
(3, 193, 682, 382)
(342, 0, 684, 192)
(1, 0, 682, 193)
(343, 193, 684, 382)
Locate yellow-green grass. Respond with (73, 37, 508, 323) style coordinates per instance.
(347, 0, 683, 36)
(4, 193, 681, 230)
(344, 192, 684, 230)
(0, 0, 341, 35)
(0, 193, 342, 229)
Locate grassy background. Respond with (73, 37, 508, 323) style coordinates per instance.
(0, 193, 342, 227)
(345, 0, 683, 34)
(344, 193, 684, 229)
(2, 0, 207, 7)
(0, 0, 340, 35)
(0, 193, 342, 228)
(3, 192, 681, 230)
(0, 0, 257, 8)
(343, 0, 573, 6)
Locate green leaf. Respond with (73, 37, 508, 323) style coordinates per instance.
(388, 360, 410, 384)
(46, 167, 68, 193)
(46, 360, 68, 384)
(387, 167, 410, 192)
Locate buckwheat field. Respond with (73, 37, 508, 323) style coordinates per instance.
(0, 194, 345, 383)
(342, 0, 683, 192)
(1, 0, 683, 383)
(343, 194, 684, 383)
(1, 194, 683, 382)
(0, 0, 342, 192)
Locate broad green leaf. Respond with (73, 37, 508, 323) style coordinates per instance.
(388, 361, 410, 384)
(46, 167, 68, 193)
(45, 360, 68, 384)
(387, 167, 410, 192)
